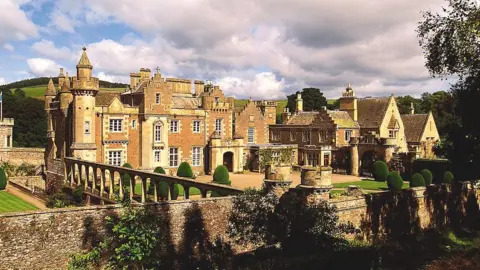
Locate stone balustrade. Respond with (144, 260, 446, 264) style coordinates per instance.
(63, 157, 243, 203)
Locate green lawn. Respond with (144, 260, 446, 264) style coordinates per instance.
(14, 85, 125, 100)
(333, 179, 410, 191)
(0, 191, 38, 213)
(134, 183, 201, 196)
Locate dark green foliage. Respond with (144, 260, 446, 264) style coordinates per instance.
(413, 159, 452, 184)
(177, 162, 193, 178)
(387, 172, 404, 191)
(444, 171, 454, 184)
(286, 88, 328, 112)
(1, 77, 127, 89)
(0, 168, 6, 190)
(171, 184, 180, 200)
(212, 165, 231, 197)
(148, 167, 166, 195)
(421, 169, 433, 186)
(71, 186, 84, 204)
(213, 165, 230, 185)
(46, 187, 84, 208)
(121, 163, 132, 187)
(373, 161, 389, 182)
(411, 173, 426, 188)
(396, 95, 424, 115)
(0, 88, 47, 147)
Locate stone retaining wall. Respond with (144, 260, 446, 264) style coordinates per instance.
(0, 147, 44, 166)
(0, 183, 478, 269)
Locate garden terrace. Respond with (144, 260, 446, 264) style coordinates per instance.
(63, 157, 243, 203)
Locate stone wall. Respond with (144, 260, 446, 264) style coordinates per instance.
(0, 147, 45, 166)
(0, 197, 234, 270)
(0, 184, 478, 269)
(9, 176, 45, 190)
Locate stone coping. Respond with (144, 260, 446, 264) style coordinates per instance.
(0, 147, 44, 152)
(0, 196, 235, 218)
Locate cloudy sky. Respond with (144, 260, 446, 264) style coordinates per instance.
(0, 0, 452, 99)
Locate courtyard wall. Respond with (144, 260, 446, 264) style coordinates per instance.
(0, 147, 44, 166)
(0, 183, 478, 269)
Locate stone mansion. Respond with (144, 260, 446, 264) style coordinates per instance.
(45, 48, 276, 179)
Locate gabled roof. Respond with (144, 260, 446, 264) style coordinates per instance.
(172, 96, 201, 109)
(357, 97, 390, 128)
(327, 110, 360, 128)
(96, 91, 121, 106)
(286, 111, 319, 125)
(401, 114, 429, 143)
(388, 115, 400, 129)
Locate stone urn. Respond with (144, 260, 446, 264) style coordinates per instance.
(298, 166, 333, 201)
(263, 164, 293, 196)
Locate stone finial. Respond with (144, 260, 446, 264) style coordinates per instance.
(77, 46, 93, 69)
(45, 78, 56, 96)
(156, 66, 160, 74)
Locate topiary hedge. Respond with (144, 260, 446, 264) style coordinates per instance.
(411, 173, 426, 188)
(148, 167, 166, 195)
(212, 165, 231, 197)
(413, 159, 452, 184)
(387, 172, 403, 192)
(0, 167, 7, 190)
(373, 161, 389, 182)
(443, 171, 454, 184)
(421, 169, 433, 186)
(121, 163, 133, 187)
(177, 162, 193, 179)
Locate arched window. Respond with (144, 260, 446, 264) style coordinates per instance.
(154, 122, 162, 142)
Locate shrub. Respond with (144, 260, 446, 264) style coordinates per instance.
(373, 161, 389, 182)
(413, 159, 452, 184)
(421, 169, 433, 186)
(177, 162, 193, 178)
(121, 163, 133, 187)
(444, 171, 454, 184)
(411, 173, 426, 188)
(387, 172, 403, 192)
(148, 167, 166, 195)
(212, 165, 231, 197)
(0, 167, 7, 190)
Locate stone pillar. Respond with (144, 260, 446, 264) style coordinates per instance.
(350, 138, 359, 176)
(299, 166, 333, 203)
(263, 164, 292, 197)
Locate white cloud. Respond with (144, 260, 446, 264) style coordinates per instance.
(27, 58, 62, 77)
(0, 0, 38, 45)
(49, 11, 76, 33)
(3, 44, 14, 51)
(32, 0, 451, 99)
(97, 72, 129, 84)
(217, 72, 286, 100)
(0, 77, 6, 85)
(31, 39, 73, 60)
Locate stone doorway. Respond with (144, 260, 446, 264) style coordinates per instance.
(223, 151, 234, 172)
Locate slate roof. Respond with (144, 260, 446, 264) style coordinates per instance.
(286, 111, 319, 125)
(95, 91, 121, 106)
(327, 110, 360, 128)
(401, 114, 429, 143)
(171, 96, 201, 109)
(357, 97, 390, 128)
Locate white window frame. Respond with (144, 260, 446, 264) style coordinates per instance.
(154, 150, 161, 163)
(155, 93, 161, 104)
(169, 147, 179, 167)
(302, 130, 309, 142)
(215, 119, 222, 135)
(108, 151, 122, 166)
(192, 147, 201, 166)
(193, 120, 201, 133)
(319, 130, 326, 143)
(290, 131, 295, 141)
(214, 97, 219, 104)
(84, 121, 90, 134)
(345, 130, 352, 142)
(248, 127, 255, 143)
(154, 123, 162, 142)
(109, 119, 122, 132)
(170, 120, 179, 133)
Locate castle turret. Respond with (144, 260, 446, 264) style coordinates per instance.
(70, 47, 99, 162)
(45, 78, 57, 155)
(59, 79, 73, 115)
(58, 68, 65, 88)
(339, 83, 357, 121)
(296, 93, 303, 112)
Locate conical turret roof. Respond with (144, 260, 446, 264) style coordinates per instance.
(45, 78, 56, 96)
(77, 46, 93, 69)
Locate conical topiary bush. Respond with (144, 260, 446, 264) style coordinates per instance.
(0, 167, 7, 190)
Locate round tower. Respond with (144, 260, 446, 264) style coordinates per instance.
(70, 47, 99, 162)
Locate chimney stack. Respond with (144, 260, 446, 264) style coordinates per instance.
(296, 93, 303, 112)
(410, 102, 415, 115)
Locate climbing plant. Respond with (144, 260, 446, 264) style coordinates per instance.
(259, 147, 295, 169)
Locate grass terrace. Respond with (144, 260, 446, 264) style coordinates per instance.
(0, 191, 38, 213)
(333, 179, 410, 191)
(15, 86, 125, 100)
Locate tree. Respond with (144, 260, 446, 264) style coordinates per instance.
(395, 96, 424, 115)
(418, 0, 480, 180)
(286, 88, 328, 112)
